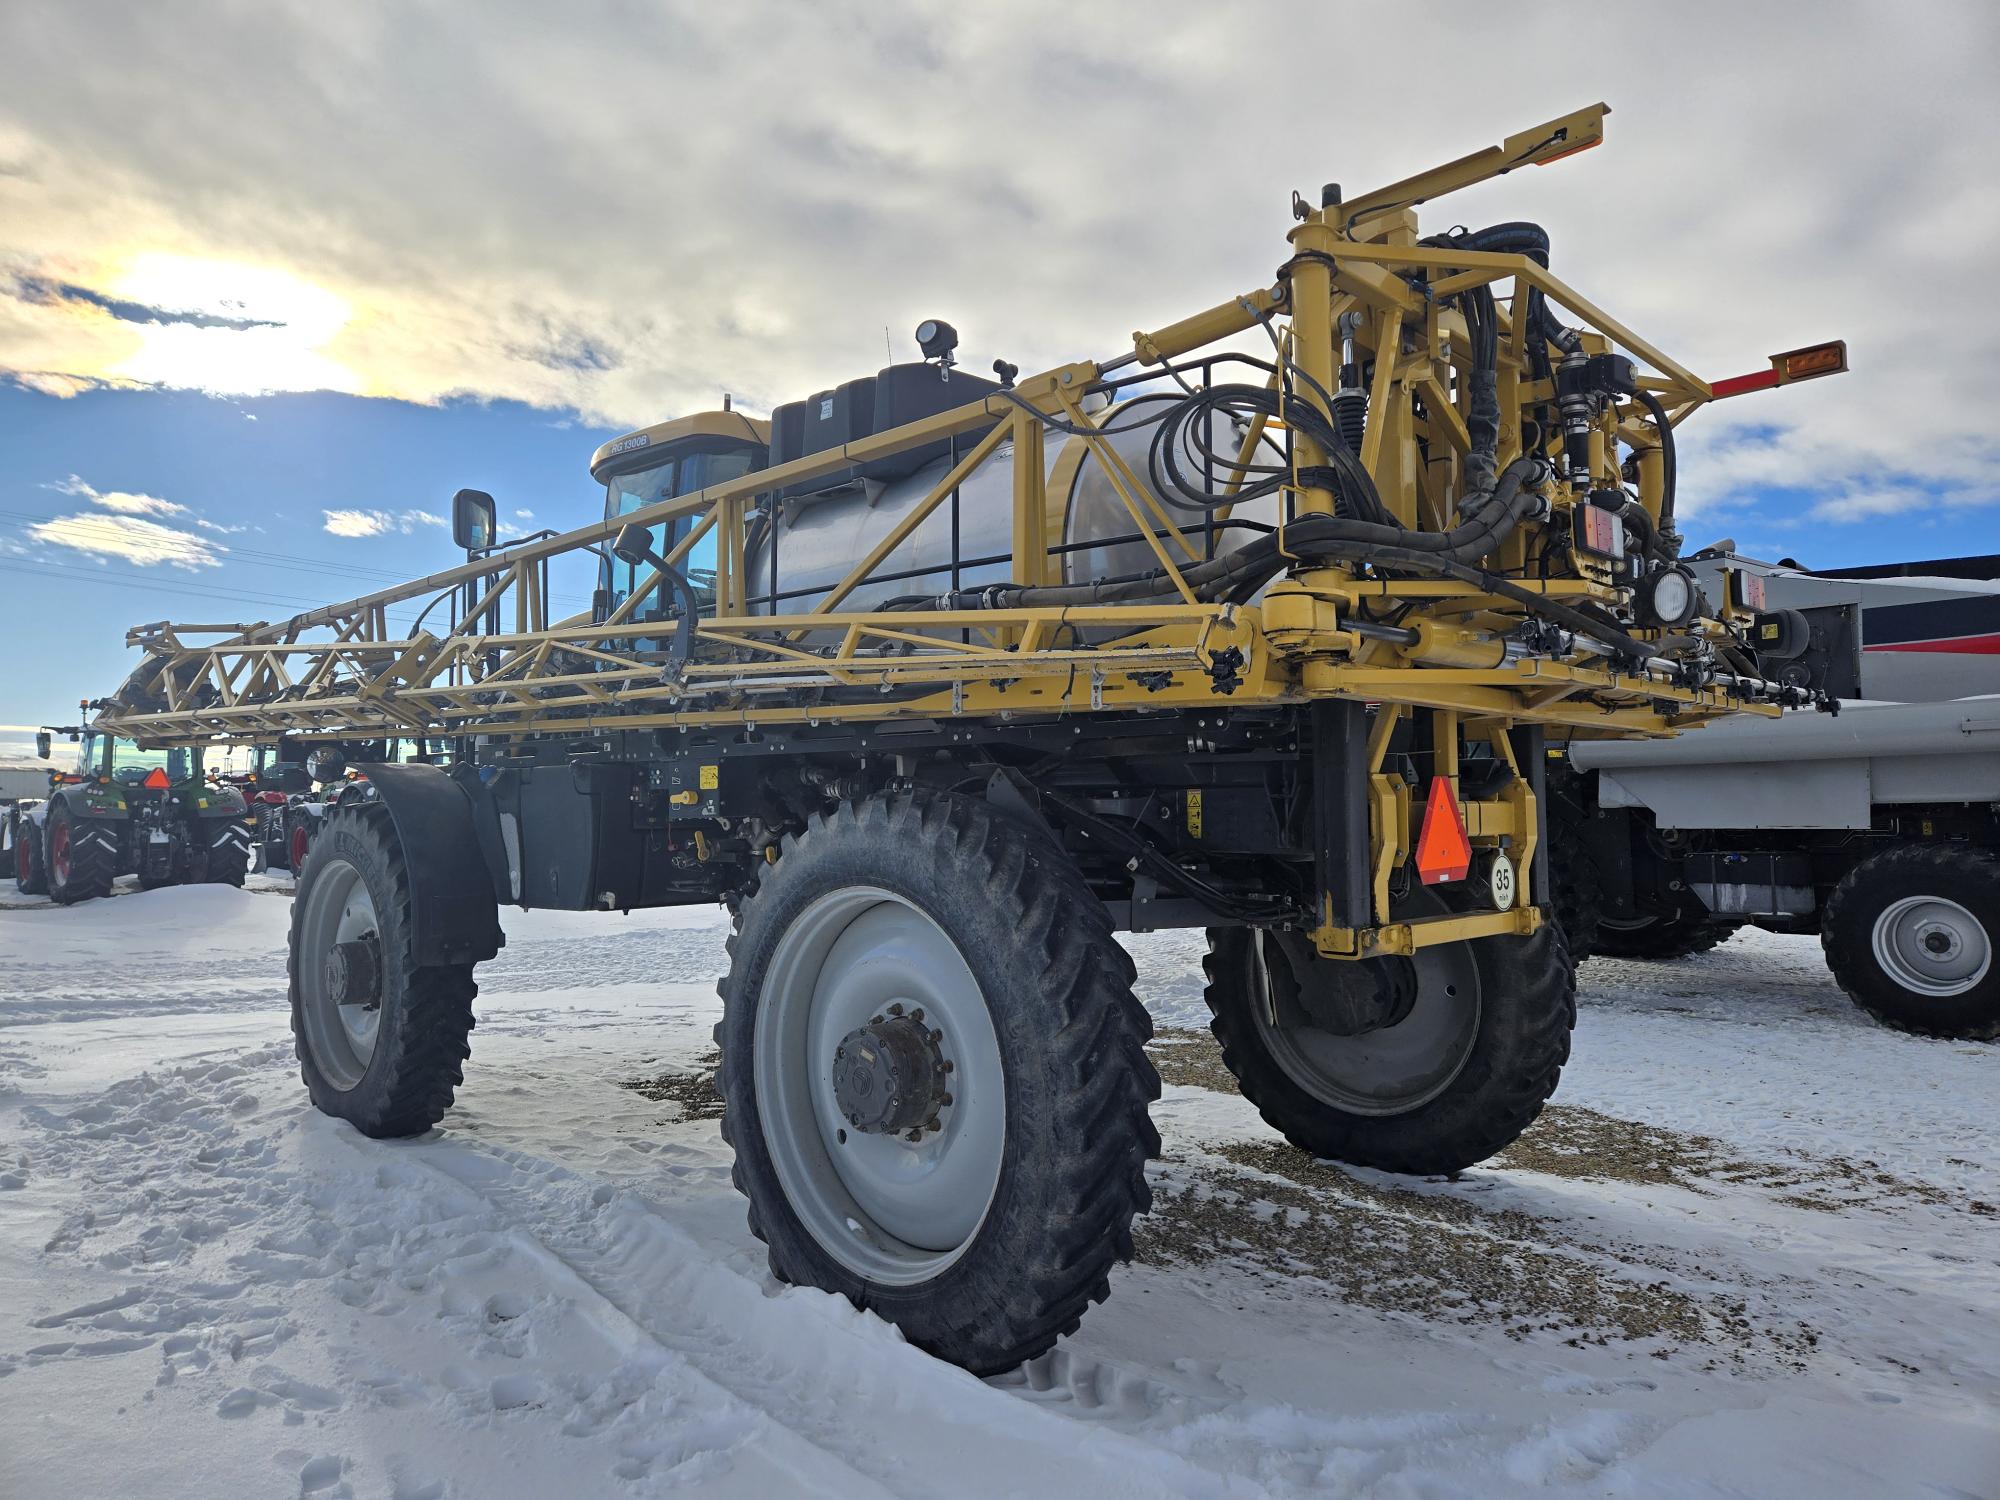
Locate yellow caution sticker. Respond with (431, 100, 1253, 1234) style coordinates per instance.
(1185, 789, 1203, 838)
(699, 764, 719, 790)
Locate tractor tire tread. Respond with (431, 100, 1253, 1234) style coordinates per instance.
(1202, 921, 1575, 1175)
(288, 801, 478, 1137)
(715, 789, 1158, 1373)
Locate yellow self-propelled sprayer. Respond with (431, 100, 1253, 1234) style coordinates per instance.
(87, 106, 1845, 1371)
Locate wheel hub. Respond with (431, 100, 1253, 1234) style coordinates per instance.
(1872, 894, 1991, 998)
(832, 1007, 949, 1137)
(324, 938, 381, 1009)
(1294, 949, 1420, 1036)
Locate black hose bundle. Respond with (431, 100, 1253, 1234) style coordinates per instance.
(1146, 378, 1395, 527)
(928, 458, 1546, 614)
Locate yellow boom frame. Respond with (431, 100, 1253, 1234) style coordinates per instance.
(92, 105, 1829, 958)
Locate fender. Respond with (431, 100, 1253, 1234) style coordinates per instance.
(51, 786, 129, 823)
(187, 784, 250, 820)
(357, 762, 507, 968)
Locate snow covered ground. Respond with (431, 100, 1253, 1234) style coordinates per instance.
(1, 879, 1994, 1499)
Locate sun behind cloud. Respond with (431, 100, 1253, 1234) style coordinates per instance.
(106, 252, 361, 396)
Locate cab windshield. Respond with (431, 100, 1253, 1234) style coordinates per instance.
(601, 444, 759, 616)
(107, 738, 192, 786)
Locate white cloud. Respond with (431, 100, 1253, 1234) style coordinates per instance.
(86, 490, 188, 517)
(22, 474, 226, 566)
(322, 507, 445, 537)
(323, 508, 389, 537)
(513, 508, 533, 519)
(47, 473, 190, 516)
(27, 510, 225, 568)
(0, 3, 1996, 542)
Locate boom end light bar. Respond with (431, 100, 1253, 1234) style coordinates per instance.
(1710, 340, 1849, 400)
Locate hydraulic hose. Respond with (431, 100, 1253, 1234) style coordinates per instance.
(1634, 388, 1680, 552)
(921, 458, 1547, 614)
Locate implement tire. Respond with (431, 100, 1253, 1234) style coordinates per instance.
(12, 813, 47, 896)
(289, 802, 478, 1137)
(1823, 843, 2000, 1041)
(46, 804, 116, 905)
(1203, 920, 1575, 1175)
(715, 790, 1159, 1374)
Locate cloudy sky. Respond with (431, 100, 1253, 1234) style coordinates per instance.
(2, 1, 1997, 747)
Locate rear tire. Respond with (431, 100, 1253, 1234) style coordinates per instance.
(1545, 781, 1603, 961)
(716, 791, 1159, 1374)
(46, 804, 116, 905)
(12, 813, 48, 896)
(1822, 843, 2000, 1041)
(184, 820, 250, 886)
(289, 802, 478, 1136)
(1203, 920, 1575, 1174)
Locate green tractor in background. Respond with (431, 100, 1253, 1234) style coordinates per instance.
(5, 724, 253, 903)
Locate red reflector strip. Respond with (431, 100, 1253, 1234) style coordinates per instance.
(1534, 136, 1603, 166)
(1709, 368, 1781, 399)
(1415, 778, 1473, 885)
(1865, 634, 2000, 655)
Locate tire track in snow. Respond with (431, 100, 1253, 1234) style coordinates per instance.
(401, 1135, 1254, 1500)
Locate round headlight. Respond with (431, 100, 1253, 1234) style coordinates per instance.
(1640, 566, 1699, 628)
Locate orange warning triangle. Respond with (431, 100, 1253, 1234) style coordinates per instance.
(1414, 777, 1472, 885)
(143, 767, 171, 789)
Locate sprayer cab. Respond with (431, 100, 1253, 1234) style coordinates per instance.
(589, 410, 768, 623)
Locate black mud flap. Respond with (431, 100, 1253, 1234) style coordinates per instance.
(360, 762, 507, 967)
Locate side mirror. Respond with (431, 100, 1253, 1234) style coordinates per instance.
(452, 488, 497, 553)
(611, 522, 659, 569)
(35, 731, 51, 759)
(591, 587, 613, 624)
(304, 746, 348, 785)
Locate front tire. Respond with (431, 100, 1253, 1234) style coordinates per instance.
(288, 802, 478, 1136)
(1203, 919, 1575, 1174)
(1823, 844, 2000, 1041)
(716, 791, 1159, 1374)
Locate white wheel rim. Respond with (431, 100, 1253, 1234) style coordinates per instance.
(1871, 894, 1991, 999)
(297, 858, 383, 1088)
(754, 887, 1005, 1285)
